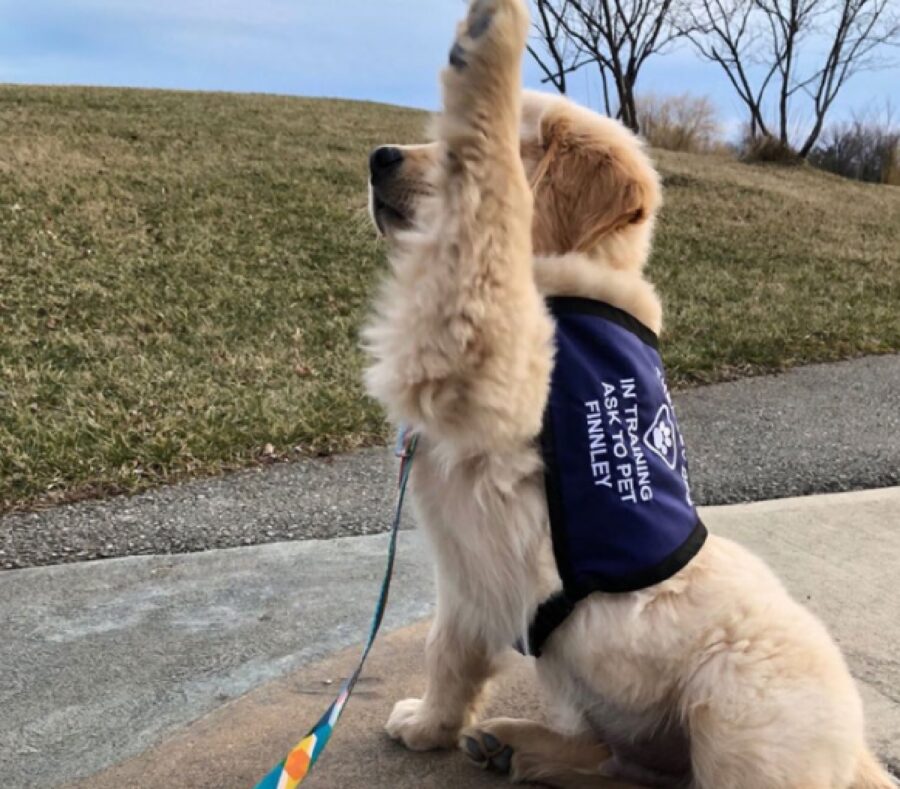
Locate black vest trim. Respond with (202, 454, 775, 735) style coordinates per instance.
(545, 296, 660, 350)
(525, 518, 707, 657)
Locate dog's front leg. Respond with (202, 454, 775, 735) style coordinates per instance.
(386, 609, 497, 751)
(378, 0, 551, 752)
(364, 0, 553, 456)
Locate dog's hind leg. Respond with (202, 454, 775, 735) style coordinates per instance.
(461, 717, 646, 788)
(364, 0, 554, 455)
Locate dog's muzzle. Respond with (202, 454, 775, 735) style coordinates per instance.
(369, 146, 408, 235)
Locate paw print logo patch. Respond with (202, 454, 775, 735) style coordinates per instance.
(644, 405, 679, 470)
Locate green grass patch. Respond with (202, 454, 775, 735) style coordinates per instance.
(1, 85, 898, 512)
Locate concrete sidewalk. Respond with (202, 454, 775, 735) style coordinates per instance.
(2, 488, 899, 788)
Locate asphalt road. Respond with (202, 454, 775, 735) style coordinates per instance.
(2, 354, 898, 570)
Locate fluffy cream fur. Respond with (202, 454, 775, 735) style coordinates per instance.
(362, 1, 894, 786)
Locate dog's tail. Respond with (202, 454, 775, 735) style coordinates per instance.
(851, 748, 897, 789)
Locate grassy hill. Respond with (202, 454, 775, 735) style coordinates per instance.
(1, 85, 898, 512)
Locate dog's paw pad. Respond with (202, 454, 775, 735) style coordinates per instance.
(489, 745, 514, 773)
(463, 736, 485, 763)
(449, 41, 468, 69)
(481, 733, 501, 752)
(460, 730, 515, 774)
(447, 0, 498, 69)
(468, 1, 494, 39)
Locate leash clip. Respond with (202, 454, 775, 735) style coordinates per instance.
(394, 425, 417, 484)
(394, 424, 414, 458)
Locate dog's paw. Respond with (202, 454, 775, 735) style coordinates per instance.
(385, 698, 459, 751)
(460, 727, 516, 774)
(461, 717, 599, 784)
(448, 0, 530, 71)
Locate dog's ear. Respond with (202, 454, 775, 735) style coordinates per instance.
(531, 113, 657, 258)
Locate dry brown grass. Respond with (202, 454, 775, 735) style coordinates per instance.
(636, 93, 724, 154)
(740, 133, 802, 164)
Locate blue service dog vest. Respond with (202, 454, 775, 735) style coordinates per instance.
(527, 297, 707, 657)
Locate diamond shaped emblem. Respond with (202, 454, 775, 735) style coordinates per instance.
(643, 404, 678, 470)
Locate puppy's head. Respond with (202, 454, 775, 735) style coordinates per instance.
(369, 91, 661, 270)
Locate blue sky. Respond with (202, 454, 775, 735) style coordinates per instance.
(1, 0, 898, 135)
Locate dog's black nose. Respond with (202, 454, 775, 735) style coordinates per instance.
(369, 146, 404, 181)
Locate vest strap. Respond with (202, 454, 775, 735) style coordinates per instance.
(526, 591, 576, 658)
(526, 518, 707, 657)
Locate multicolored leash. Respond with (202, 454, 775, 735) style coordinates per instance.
(253, 428, 419, 789)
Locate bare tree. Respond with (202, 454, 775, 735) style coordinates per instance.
(529, 0, 682, 131)
(679, 0, 900, 157)
(528, 0, 580, 92)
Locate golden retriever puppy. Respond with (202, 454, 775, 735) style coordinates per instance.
(362, 1, 894, 787)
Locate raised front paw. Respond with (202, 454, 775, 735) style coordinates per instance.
(448, 0, 530, 72)
(385, 698, 460, 752)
